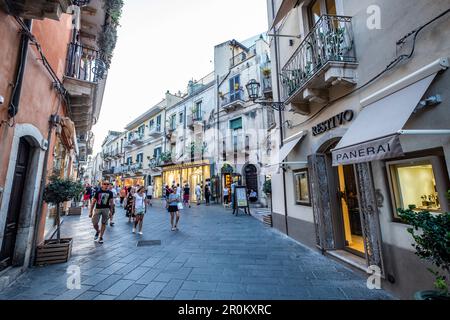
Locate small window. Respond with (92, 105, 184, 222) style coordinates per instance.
(149, 119, 154, 130)
(127, 157, 132, 165)
(294, 169, 311, 206)
(179, 112, 184, 124)
(230, 117, 242, 130)
(387, 156, 449, 218)
(136, 153, 144, 163)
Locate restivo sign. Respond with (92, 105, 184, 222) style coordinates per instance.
(312, 110, 354, 136)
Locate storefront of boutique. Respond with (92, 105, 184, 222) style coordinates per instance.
(273, 58, 450, 299)
(162, 160, 212, 202)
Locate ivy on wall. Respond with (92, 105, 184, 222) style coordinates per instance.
(98, 0, 124, 67)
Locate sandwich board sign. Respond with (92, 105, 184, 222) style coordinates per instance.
(233, 186, 250, 216)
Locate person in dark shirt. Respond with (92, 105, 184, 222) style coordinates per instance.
(183, 183, 191, 208)
(89, 181, 114, 244)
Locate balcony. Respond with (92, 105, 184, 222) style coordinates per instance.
(281, 15, 358, 114)
(102, 167, 115, 176)
(187, 112, 205, 130)
(148, 126, 163, 138)
(124, 140, 133, 150)
(220, 89, 246, 112)
(230, 52, 248, 67)
(130, 163, 144, 174)
(64, 42, 107, 134)
(1, 0, 73, 21)
(149, 157, 163, 171)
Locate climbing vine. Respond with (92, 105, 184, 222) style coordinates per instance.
(98, 0, 124, 67)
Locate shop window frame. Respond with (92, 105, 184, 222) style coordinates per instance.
(293, 168, 311, 207)
(386, 155, 450, 223)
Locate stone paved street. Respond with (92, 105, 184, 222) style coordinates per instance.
(0, 202, 393, 300)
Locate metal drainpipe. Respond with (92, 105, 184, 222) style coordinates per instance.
(271, 0, 289, 236)
(8, 19, 32, 118)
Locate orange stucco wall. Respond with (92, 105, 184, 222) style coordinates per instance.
(0, 11, 74, 245)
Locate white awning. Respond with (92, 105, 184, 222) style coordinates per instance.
(262, 131, 307, 175)
(332, 74, 437, 166)
(270, 0, 298, 30)
(279, 131, 307, 163)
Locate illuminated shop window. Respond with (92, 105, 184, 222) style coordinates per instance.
(294, 169, 311, 206)
(388, 157, 449, 217)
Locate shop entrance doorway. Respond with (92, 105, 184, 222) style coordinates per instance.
(337, 165, 365, 257)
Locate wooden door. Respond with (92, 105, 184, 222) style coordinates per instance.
(355, 162, 385, 274)
(308, 154, 336, 250)
(0, 138, 31, 270)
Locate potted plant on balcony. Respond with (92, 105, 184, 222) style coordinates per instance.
(36, 175, 84, 265)
(262, 67, 271, 78)
(399, 207, 450, 300)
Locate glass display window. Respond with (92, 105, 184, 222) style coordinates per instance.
(294, 169, 311, 206)
(387, 156, 450, 218)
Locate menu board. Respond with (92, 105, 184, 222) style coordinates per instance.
(235, 187, 248, 208)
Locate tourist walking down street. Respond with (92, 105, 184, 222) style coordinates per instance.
(108, 184, 117, 227)
(195, 183, 202, 205)
(126, 188, 136, 223)
(133, 187, 147, 235)
(204, 183, 211, 206)
(167, 189, 181, 231)
(83, 184, 93, 208)
(183, 183, 191, 208)
(146, 184, 154, 207)
(223, 186, 229, 205)
(119, 187, 127, 207)
(89, 181, 114, 244)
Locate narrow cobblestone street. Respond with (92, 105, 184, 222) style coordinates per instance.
(0, 202, 392, 300)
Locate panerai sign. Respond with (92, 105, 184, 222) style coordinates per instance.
(312, 110, 354, 136)
(332, 135, 404, 166)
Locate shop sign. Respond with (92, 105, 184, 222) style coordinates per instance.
(312, 110, 354, 136)
(332, 135, 404, 166)
(163, 160, 210, 172)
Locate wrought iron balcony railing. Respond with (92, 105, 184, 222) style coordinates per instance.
(281, 15, 357, 101)
(65, 42, 106, 83)
(72, 0, 91, 6)
(220, 89, 246, 108)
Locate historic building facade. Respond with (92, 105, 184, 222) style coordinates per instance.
(0, 0, 121, 288)
(214, 35, 275, 206)
(267, 0, 450, 298)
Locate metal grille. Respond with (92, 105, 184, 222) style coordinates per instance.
(137, 240, 161, 247)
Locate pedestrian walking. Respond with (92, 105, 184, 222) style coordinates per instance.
(125, 188, 136, 223)
(119, 187, 127, 207)
(108, 184, 117, 226)
(195, 183, 202, 205)
(164, 184, 171, 206)
(167, 188, 181, 231)
(183, 183, 191, 208)
(89, 181, 114, 244)
(83, 184, 92, 208)
(146, 184, 154, 207)
(133, 187, 147, 235)
(223, 186, 229, 206)
(204, 183, 211, 206)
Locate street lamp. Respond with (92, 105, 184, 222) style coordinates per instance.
(245, 79, 285, 111)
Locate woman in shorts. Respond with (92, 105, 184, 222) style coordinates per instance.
(133, 187, 146, 235)
(167, 189, 181, 231)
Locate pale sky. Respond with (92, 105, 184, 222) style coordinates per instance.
(92, 0, 269, 153)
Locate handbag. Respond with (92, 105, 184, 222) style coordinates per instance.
(177, 202, 184, 210)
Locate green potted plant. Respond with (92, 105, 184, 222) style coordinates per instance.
(35, 175, 84, 265)
(262, 67, 271, 78)
(399, 208, 450, 300)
